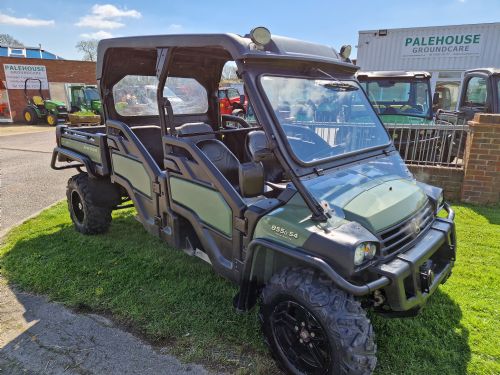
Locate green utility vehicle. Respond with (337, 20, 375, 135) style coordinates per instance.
(357, 71, 434, 125)
(51, 28, 456, 375)
(436, 68, 500, 124)
(23, 78, 68, 126)
(67, 84, 103, 122)
(357, 71, 441, 162)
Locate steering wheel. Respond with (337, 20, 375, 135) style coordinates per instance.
(282, 124, 334, 161)
(307, 144, 345, 161)
(221, 114, 251, 129)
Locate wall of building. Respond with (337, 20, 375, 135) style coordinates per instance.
(357, 22, 500, 71)
(356, 22, 500, 111)
(409, 165, 464, 201)
(0, 57, 96, 122)
(462, 114, 500, 204)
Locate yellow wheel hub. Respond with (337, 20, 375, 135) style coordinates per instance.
(25, 112, 32, 122)
(47, 115, 56, 126)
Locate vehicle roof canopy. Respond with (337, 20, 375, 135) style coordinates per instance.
(356, 71, 431, 80)
(96, 33, 357, 85)
(465, 67, 500, 76)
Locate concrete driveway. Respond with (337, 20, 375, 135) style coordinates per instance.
(0, 127, 211, 375)
(0, 128, 73, 236)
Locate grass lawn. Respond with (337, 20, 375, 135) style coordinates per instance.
(1, 202, 499, 374)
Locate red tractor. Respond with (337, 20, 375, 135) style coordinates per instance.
(218, 87, 247, 117)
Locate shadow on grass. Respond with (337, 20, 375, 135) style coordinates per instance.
(465, 203, 500, 225)
(1, 208, 471, 374)
(371, 289, 470, 375)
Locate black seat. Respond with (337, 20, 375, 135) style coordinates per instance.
(176, 123, 241, 188)
(130, 125, 163, 166)
(176, 122, 216, 143)
(246, 130, 283, 182)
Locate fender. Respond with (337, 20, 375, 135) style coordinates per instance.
(235, 238, 390, 312)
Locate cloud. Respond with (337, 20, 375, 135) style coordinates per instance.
(80, 30, 113, 40)
(0, 13, 55, 27)
(91, 4, 141, 19)
(166, 24, 183, 33)
(76, 3, 141, 29)
(76, 16, 124, 29)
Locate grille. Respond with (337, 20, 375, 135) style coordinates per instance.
(377, 202, 434, 256)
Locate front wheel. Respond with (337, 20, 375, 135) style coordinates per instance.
(46, 113, 58, 126)
(23, 107, 38, 125)
(260, 267, 377, 375)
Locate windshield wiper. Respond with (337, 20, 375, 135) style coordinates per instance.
(321, 82, 359, 91)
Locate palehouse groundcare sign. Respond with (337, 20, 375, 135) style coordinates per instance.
(3, 64, 48, 90)
(402, 33, 483, 58)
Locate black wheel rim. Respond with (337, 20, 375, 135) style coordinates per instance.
(71, 191, 85, 224)
(271, 300, 332, 374)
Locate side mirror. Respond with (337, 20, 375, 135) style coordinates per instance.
(433, 92, 440, 105)
(239, 94, 245, 104)
(239, 162, 264, 197)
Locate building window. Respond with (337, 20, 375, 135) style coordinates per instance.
(438, 71, 462, 79)
(7, 47, 26, 58)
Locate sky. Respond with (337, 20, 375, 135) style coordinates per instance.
(1, 0, 500, 60)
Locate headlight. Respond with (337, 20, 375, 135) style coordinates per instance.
(354, 242, 377, 266)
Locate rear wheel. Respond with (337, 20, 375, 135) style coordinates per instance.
(67, 173, 112, 234)
(23, 107, 37, 125)
(46, 113, 57, 126)
(260, 267, 377, 375)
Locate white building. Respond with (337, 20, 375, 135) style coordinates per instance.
(356, 22, 500, 109)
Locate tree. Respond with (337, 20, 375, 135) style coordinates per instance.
(76, 39, 98, 62)
(222, 63, 238, 80)
(0, 34, 24, 47)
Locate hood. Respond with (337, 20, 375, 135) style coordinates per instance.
(304, 153, 428, 233)
(379, 114, 433, 125)
(46, 99, 67, 107)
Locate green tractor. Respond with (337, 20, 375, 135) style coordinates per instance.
(22, 78, 68, 126)
(67, 84, 103, 123)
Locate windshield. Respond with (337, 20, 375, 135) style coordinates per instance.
(84, 88, 100, 101)
(260, 76, 390, 164)
(361, 80, 431, 118)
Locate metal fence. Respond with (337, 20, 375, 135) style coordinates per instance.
(384, 122, 469, 169)
(274, 120, 469, 169)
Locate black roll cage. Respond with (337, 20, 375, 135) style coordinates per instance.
(24, 78, 44, 104)
(97, 34, 395, 222)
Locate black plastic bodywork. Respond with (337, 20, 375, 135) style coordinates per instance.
(437, 68, 500, 123)
(458, 68, 500, 120)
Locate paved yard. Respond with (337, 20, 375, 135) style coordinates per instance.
(0, 129, 73, 236)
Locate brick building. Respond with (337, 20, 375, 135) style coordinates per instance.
(0, 55, 96, 123)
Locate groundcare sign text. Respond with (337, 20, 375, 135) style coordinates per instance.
(3, 64, 48, 90)
(402, 34, 482, 58)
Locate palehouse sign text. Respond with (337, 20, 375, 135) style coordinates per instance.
(402, 33, 482, 58)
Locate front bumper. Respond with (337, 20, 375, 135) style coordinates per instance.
(372, 203, 456, 314)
